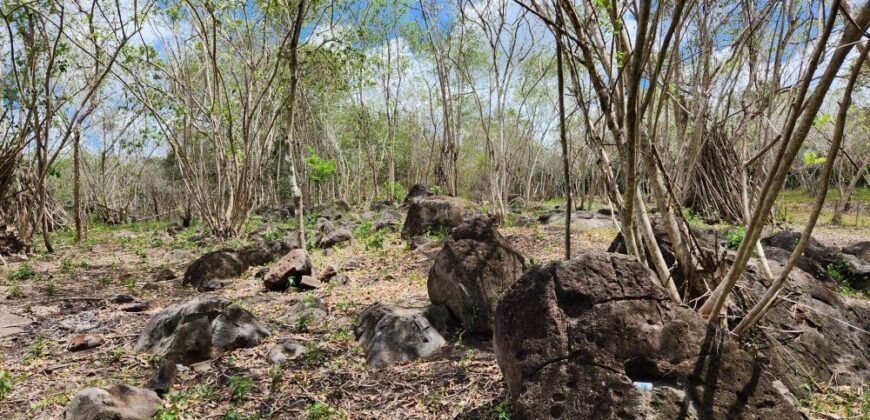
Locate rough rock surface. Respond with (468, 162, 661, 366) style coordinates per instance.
(134, 295, 269, 365)
(373, 211, 400, 232)
(355, 303, 446, 367)
(183, 240, 294, 289)
(842, 241, 870, 261)
(263, 249, 312, 291)
(736, 259, 870, 393)
(68, 334, 104, 351)
(494, 252, 803, 420)
(763, 231, 869, 290)
(428, 216, 525, 334)
(64, 385, 161, 420)
(0, 308, 32, 338)
(318, 228, 352, 249)
(404, 183, 430, 203)
(182, 248, 245, 288)
(401, 196, 473, 239)
(268, 339, 305, 364)
(283, 297, 328, 326)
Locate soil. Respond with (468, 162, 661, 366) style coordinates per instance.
(0, 210, 866, 419)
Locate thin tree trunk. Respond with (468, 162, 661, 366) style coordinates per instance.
(73, 127, 83, 243)
(555, 13, 571, 260)
(732, 39, 869, 337)
(285, 0, 308, 248)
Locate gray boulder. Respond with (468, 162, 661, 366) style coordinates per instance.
(318, 228, 352, 249)
(401, 196, 474, 239)
(183, 240, 294, 289)
(268, 339, 305, 364)
(134, 295, 269, 365)
(842, 241, 870, 261)
(494, 252, 803, 420)
(64, 385, 161, 420)
(428, 216, 526, 334)
(263, 249, 312, 291)
(373, 211, 399, 232)
(355, 303, 446, 367)
(182, 248, 245, 288)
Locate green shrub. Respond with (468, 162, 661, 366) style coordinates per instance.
(0, 370, 13, 400)
(307, 401, 346, 420)
(7, 264, 35, 282)
(724, 226, 746, 250)
(384, 181, 407, 203)
(227, 376, 253, 401)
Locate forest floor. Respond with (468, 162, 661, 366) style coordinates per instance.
(0, 192, 868, 419)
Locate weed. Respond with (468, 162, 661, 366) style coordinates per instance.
(365, 231, 386, 250)
(533, 230, 545, 241)
(424, 226, 451, 241)
(227, 375, 253, 401)
(268, 364, 284, 383)
(302, 343, 327, 366)
(307, 401, 346, 420)
(528, 258, 542, 268)
(354, 221, 373, 240)
(263, 229, 284, 241)
(682, 207, 703, 226)
(494, 403, 511, 420)
(724, 226, 746, 250)
(60, 259, 74, 274)
(335, 300, 351, 312)
(29, 394, 69, 412)
(0, 370, 13, 400)
(294, 314, 312, 333)
(458, 349, 476, 368)
(223, 409, 256, 420)
(828, 261, 869, 299)
(8, 283, 21, 298)
(106, 347, 125, 364)
(326, 326, 354, 343)
(7, 263, 35, 282)
(24, 336, 50, 364)
(46, 278, 56, 296)
(384, 181, 407, 203)
(123, 278, 137, 293)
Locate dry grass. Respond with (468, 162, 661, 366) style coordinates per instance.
(0, 203, 866, 419)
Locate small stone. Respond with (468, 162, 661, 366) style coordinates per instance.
(108, 294, 134, 304)
(120, 302, 148, 313)
(332, 274, 349, 285)
(153, 267, 175, 282)
(64, 385, 161, 420)
(316, 265, 337, 283)
(147, 358, 178, 397)
(198, 279, 224, 292)
(268, 340, 305, 364)
(264, 249, 312, 292)
(298, 275, 322, 290)
(68, 334, 104, 352)
(317, 228, 352, 249)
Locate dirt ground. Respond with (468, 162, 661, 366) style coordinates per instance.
(0, 203, 867, 419)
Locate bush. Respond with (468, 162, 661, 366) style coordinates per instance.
(0, 370, 13, 400)
(724, 226, 746, 250)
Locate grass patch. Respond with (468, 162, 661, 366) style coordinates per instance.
(800, 383, 869, 419)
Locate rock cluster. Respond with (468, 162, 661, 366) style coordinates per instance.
(134, 295, 270, 365)
(428, 216, 525, 334)
(494, 252, 803, 419)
